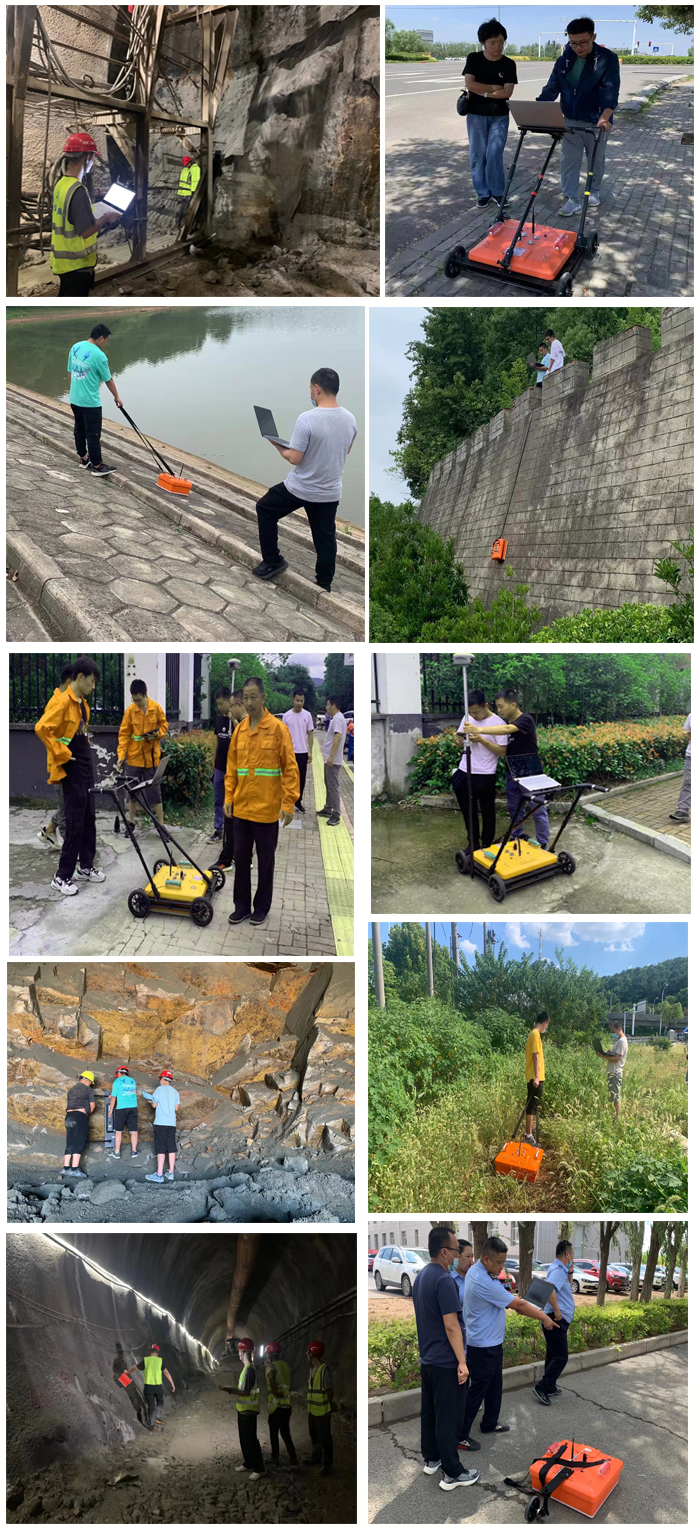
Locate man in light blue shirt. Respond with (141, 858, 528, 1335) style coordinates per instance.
(143, 1068, 180, 1184)
(533, 1239, 573, 1405)
(107, 1065, 141, 1161)
(460, 1236, 559, 1451)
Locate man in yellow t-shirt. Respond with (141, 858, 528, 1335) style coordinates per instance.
(524, 1011, 549, 1144)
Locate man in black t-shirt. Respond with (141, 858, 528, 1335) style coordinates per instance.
(466, 687, 550, 847)
(462, 19, 517, 206)
(412, 1226, 479, 1493)
(210, 686, 233, 842)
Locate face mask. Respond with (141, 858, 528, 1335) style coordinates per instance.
(452, 1258, 459, 1270)
(311, 394, 318, 407)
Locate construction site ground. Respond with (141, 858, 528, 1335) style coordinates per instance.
(6, 387, 365, 644)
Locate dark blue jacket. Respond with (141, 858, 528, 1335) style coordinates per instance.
(537, 43, 620, 123)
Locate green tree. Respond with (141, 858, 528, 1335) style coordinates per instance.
(369, 496, 470, 642)
(635, 6, 694, 32)
(320, 653, 354, 713)
(272, 661, 317, 717)
(384, 922, 459, 1004)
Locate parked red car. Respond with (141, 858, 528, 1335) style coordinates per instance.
(572, 1259, 626, 1293)
(368, 1248, 378, 1271)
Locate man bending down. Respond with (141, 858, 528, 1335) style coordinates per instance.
(253, 368, 357, 593)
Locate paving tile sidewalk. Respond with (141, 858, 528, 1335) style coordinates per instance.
(386, 80, 693, 297)
(597, 775, 691, 846)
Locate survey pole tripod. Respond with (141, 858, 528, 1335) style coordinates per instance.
(453, 652, 475, 879)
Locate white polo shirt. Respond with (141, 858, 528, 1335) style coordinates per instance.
(457, 713, 507, 776)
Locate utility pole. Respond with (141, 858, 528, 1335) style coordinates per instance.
(483, 922, 487, 955)
(425, 924, 434, 997)
(451, 923, 459, 971)
(372, 925, 385, 1009)
(539, 925, 543, 962)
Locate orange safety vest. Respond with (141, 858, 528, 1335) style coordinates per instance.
(224, 710, 300, 823)
(118, 699, 169, 768)
(35, 686, 91, 784)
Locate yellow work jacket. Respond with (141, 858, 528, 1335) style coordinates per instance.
(35, 686, 90, 784)
(225, 711, 299, 823)
(118, 699, 169, 768)
(50, 176, 97, 274)
(177, 164, 201, 197)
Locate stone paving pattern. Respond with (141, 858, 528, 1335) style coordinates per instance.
(6, 406, 363, 642)
(601, 775, 691, 846)
(387, 81, 693, 297)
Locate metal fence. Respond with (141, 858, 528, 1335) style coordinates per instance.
(9, 653, 125, 726)
(420, 654, 463, 714)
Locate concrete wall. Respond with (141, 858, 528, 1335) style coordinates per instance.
(10, 727, 119, 801)
(418, 310, 694, 622)
(372, 652, 422, 800)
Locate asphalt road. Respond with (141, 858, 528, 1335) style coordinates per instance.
(385, 60, 692, 257)
(369, 1344, 688, 1523)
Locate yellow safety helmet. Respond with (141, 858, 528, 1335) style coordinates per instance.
(80, 1071, 95, 1083)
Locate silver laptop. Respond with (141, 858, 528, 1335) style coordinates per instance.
(254, 405, 289, 447)
(509, 100, 567, 131)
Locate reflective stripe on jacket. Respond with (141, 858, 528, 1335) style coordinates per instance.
(35, 686, 90, 783)
(50, 177, 97, 274)
(224, 711, 300, 823)
(118, 699, 169, 768)
(307, 1363, 331, 1416)
(177, 164, 201, 197)
(266, 1359, 291, 1413)
(236, 1360, 260, 1413)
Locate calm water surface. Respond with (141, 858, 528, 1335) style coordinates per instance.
(7, 306, 365, 523)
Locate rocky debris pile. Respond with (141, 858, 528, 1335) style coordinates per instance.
(7, 1455, 315, 1525)
(8, 1153, 354, 1225)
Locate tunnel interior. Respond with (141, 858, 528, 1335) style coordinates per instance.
(7, 1231, 356, 1524)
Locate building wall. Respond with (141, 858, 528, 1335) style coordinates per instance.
(418, 310, 693, 622)
(372, 651, 422, 799)
(367, 1220, 634, 1262)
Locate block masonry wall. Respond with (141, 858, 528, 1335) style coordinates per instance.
(418, 309, 693, 620)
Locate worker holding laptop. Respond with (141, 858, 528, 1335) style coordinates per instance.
(252, 369, 357, 594)
(51, 132, 127, 297)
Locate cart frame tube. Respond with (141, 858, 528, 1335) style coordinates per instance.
(499, 129, 562, 270)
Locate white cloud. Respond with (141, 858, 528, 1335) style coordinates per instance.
(510, 921, 646, 951)
(460, 939, 478, 957)
(506, 923, 531, 950)
(605, 940, 636, 952)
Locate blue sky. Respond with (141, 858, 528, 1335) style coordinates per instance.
(386, 6, 693, 52)
(371, 921, 688, 977)
(370, 306, 427, 503)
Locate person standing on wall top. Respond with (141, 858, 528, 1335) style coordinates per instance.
(462, 18, 517, 208)
(51, 132, 123, 297)
(35, 655, 106, 898)
(537, 17, 620, 216)
(67, 323, 122, 478)
(117, 677, 169, 829)
(224, 675, 299, 927)
(253, 368, 357, 593)
(282, 689, 315, 815)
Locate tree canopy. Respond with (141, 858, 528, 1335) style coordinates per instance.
(635, 6, 694, 33)
(418, 653, 691, 724)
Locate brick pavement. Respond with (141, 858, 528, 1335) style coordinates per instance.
(599, 775, 691, 846)
(386, 80, 693, 297)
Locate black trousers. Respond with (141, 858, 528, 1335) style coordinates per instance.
(256, 481, 339, 588)
(419, 1363, 462, 1479)
(71, 404, 103, 466)
(462, 1344, 503, 1437)
(237, 1410, 264, 1472)
(269, 1406, 298, 1463)
(57, 771, 96, 881)
(295, 753, 308, 805)
(542, 1317, 570, 1392)
(451, 768, 497, 851)
(58, 268, 95, 297)
(308, 1411, 333, 1467)
(232, 817, 279, 918)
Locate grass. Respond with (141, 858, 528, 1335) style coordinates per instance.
(369, 1046, 688, 1214)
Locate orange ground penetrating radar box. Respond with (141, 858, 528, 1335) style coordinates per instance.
(494, 1138, 543, 1182)
(468, 219, 577, 278)
(158, 471, 193, 495)
(529, 1442, 624, 1518)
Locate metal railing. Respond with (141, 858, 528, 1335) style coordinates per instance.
(9, 652, 125, 726)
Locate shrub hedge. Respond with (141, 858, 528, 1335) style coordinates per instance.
(160, 731, 213, 807)
(536, 605, 681, 643)
(408, 717, 687, 795)
(368, 1299, 688, 1392)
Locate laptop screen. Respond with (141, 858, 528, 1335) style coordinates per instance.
(254, 405, 277, 437)
(103, 184, 135, 212)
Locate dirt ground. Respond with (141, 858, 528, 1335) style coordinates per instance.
(368, 1287, 673, 1324)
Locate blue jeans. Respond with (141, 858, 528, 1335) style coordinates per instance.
(213, 768, 226, 832)
(467, 113, 509, 199)
(505, 776, 550, 848)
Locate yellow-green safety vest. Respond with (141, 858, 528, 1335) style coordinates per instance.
(142, 1354, 163, 1386)
(50, 177, 97, 275)
(236, 1359, 260, 1414)
(307, 1363, 331, 1416)
(177, 164, 201, 198)
(265, 1359, 291, 1414)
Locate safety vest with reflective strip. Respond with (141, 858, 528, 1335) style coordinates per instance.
(265, 1360, 291, 1414)
(50, 177, 97, 274)
(236, 1360, 260, 1413)
(35, 686, 91, 784)
(178, 164, 201, 197)
(307, 1363, 331, 1416)
(224, 711, 300, 824)
(142, 1354, 163, 1386)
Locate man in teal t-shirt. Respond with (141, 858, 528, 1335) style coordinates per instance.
(107, 1065, 141, 1160)
(66, 321, 122, 478)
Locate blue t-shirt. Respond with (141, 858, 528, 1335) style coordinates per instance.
(449, 1268, 467, 1341)
(68, 341, 111, 407)
(413, 1262, 462, 1367)
(111, 1075, 137, 1108)
(463, 1260, 515, 1347)
(545, 1259, 575, 1323)
(144, 1083, 180, 1125)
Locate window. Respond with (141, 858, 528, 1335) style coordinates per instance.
(390, 1232, 395, 1243)
(405, 1252, 417, 1264)
(415, 1231, 419, 1244)
(401, 1231, 407, 1246)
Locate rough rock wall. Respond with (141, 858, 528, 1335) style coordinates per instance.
(24, 7, 113, 189)
(418, 308, 694, 621)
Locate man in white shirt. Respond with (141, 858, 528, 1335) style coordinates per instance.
(282, 688, 315, 815)
(541, 328, 565, 378)
(452, 690, 507, 851)
(599, 1021, 628, 1119)
(670, 713, 691, 823)
(319, 696, 347, 828)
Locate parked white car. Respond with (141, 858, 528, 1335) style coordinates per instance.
(372, 1246, 430, 1296)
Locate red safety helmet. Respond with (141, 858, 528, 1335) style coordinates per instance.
(159, 1070, 174, 1081)
(182, 155, 192, 165)
(237, 1337, 254, 1352)
(150, 1343, 160, 1352)
(63, 132, 97, 156)
(115, 1066, 128, 1076)
(307, 1340, 325, 1357)
(265, 1341, 281, 1357)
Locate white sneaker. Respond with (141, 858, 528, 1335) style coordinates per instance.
(440, 1470, 480, 1491)
(37, 826, 60, 849)
(558, 199, 582, 216)
(423, 1460, 441, 1475)
(234, 1466, 247, 1473)
(165, 1171, 174, 1181)
(75, 866, 106, 883)
(248, 1472, 264, 1482)
(51, 874, 78, 896)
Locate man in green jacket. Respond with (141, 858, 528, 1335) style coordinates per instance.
(306, 1339, 334, 1476)
(265, 1340, 298, 1466)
